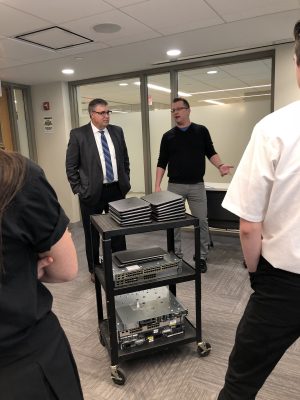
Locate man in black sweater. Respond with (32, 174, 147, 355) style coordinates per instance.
(155, 97, 233, 272)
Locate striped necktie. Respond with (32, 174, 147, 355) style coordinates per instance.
(100, 130, 114, 182)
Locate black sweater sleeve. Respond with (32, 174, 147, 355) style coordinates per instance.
(157, 132, 170, 170)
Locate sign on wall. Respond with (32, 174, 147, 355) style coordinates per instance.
(43, 116, 53, 133)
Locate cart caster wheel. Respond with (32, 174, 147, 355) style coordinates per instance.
(197, 341, 212, 357)
(111, 367, 126, 385)
(99, 332, 105, 347)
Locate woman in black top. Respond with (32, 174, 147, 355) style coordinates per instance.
(0, 150, 84, 399)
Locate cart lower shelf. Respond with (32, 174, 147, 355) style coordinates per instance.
(98, 317, 211, 384)
(99, 317, 198, 361)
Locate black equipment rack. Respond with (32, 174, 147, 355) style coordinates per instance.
(90, 213, 211, 385)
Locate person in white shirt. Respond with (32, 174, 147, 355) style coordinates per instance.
(218, 20, 300, 399)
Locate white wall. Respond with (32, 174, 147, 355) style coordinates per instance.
(31, 82, 80, 223)
(274, 43, 299, 110)
(31, 43, 300, 223)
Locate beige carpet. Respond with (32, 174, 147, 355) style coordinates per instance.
(47, 225, 300, 400)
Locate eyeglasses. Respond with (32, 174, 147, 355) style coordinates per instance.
(170, 107, 189, 113)
(92, 110, 112, 116)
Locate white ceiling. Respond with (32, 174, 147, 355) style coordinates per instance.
(0, 0, 299, 86)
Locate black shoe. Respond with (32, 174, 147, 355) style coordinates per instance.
(200, 259, 207, 273)
(193, 256, 208, 273)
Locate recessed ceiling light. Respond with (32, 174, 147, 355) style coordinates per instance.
(119, 83, 128, 86)
(166, 49, 181, 57)
(74, 57, 83, 61)
(62, 68, 74, 75)
(207, 70, 218, 74)
(93, 23, 121, 33)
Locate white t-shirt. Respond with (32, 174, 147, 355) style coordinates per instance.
(223, 100, 300, 273)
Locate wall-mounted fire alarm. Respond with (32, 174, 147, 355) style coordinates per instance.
(43, 101, 50, 111)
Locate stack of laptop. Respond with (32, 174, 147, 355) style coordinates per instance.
(109, 197, 151, 226)
(142, 191, 186, 222)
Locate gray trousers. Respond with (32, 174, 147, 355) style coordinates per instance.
(168, 182, 209, 259)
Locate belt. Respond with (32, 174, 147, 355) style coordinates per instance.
(103, 181, 118, 187)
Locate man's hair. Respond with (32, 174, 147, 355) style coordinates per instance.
(294, 20, 300, 66)
(0, 150, 26, 279)
(88, 98, 108, 116)
(172, 97, 190, 109)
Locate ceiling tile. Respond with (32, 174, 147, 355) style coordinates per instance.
(0, 0, 113, 24)
(206, 0, 300, 22)
(0, 54, 26, 68)
(0, 3, 50, 36)
(61, 9, 161, 46)
(0, 37, 54, 60)
(53, 41, 109, 57)
(105, 0, 148, 6)
(120, 0, 223, 35)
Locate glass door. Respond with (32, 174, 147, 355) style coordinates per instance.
(0, 86, 14, 151)
(13, 88, 30, 157)
(147, 73, 172, 191)
(77, 78, 145, 196)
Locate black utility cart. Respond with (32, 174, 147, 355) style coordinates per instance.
(90, 213, 211, 385)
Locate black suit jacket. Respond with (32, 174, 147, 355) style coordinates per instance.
(66, 123, 130, 205)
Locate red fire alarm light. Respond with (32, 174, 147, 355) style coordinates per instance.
(43, 101, 50, 111)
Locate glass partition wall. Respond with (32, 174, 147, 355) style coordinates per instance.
(178, 58, 272, 184)
(77, 77, 145, 195)
(72, 52, 273, 196)
(148, 73, 172, 191)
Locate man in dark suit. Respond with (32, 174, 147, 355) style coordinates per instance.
(66, 98, 130, 281)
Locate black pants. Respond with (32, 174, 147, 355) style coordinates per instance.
(218, 256, 300, 400)
(0, 312, 83, 400)
(80, 182, 126, 272)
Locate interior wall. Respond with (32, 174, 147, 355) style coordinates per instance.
(274, 42, 299, 110)
(30, 43, 299, 223)
(31, 82, 80, 223)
